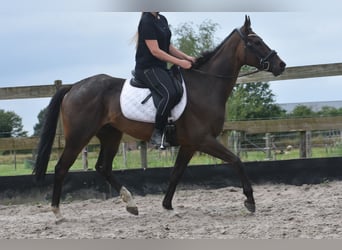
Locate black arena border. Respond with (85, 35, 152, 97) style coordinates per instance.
(0, 157, 341, 203)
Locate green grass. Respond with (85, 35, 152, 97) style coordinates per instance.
(0, 149, 222, 176)
(1, 145, 342, 176)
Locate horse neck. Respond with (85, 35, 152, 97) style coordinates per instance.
(199, 32, 244, 99)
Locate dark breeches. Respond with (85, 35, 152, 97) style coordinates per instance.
(135, 67, 181, 130)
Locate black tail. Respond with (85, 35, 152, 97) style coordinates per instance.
(33, 86, 71, 181)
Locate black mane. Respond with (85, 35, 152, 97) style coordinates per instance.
(193, 29, 236, 69)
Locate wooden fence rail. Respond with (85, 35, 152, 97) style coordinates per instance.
(1, 63, 342, 100)
(224, 116, 342, 134)
(0, 134, 137, 151)
(236, 62, 342, 84)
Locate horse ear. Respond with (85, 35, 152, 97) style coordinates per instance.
(244, 15, 251, 30)
(244, 15, 251, 29)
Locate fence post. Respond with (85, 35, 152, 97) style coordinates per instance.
(122, 142, 127, 168)
(306, 131, 312, 158)
(221, 130, 229, 149)
(299, 131, 307, 158)
(299, 130, 312, 158)
(264, 133, 272, 160)
(14, 149, 17, 170)
(220, 131, 230, 163)
(54, 80, 63, 157)
(140, 141, 148, 169)
(232, 131, 241, 157)
(82, 146, 88, 170)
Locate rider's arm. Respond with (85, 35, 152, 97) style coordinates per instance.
(145, 40, 192, 69)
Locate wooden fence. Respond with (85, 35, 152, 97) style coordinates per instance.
(1, 63, 342, 165)
(1, 63, 342, 100)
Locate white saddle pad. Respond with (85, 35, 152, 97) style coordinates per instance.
(120, 79, 187, 123)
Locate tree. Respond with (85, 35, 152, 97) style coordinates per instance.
(289, 105, 315, 117)
(171, 19, 219, 56)
(0, 109, 28, 138)
(227, 81, 286, 121)
(33, 107, 47, 136)
(317, 106, 342, 117)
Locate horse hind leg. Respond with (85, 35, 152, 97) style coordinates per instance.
(51, 143, 85, 222)
(95, 125, 138, 215)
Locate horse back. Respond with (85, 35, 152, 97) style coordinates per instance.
(64, 74, 124, 103)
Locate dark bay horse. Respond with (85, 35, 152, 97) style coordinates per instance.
(34, 16, 285, 221)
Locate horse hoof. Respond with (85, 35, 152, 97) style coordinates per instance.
(162, 201, 173, 210)
(55, 217, 67, 225)
(163, 207, 173, 211)
(244, 200, 256, 213)
(126, 206, 139, 216)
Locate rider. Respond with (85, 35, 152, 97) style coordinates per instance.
(134, 12, 195, 147)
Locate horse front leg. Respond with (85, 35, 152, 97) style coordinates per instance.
(199, 136, 255, 213)
(162, 146, 195, 210)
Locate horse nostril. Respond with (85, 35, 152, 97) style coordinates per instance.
(280, 61, 286, 70)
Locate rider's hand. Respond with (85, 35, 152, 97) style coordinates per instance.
(186, 56, 197, 64)
(179, 59, 193, 69)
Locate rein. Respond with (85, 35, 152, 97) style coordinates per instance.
(190, 67, 260, 79)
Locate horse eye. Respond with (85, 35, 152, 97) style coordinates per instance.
(254, 40, 262, 46)
(248, 39, 262, 47)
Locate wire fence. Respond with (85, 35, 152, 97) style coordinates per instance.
(234, 129, 342, 161)
(1, 128, 341, 176)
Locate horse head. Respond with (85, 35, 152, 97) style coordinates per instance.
(237, 15, 286, 76)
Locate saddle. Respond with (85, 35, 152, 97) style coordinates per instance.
(130, 65, 184, 105)
(122, 66, 185, 147)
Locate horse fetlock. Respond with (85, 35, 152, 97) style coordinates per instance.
(95, 165, 105, 174)
(242, 188, 255, 213)
(120, 186, 133, 202)
(120, 186, 138, 215)
(51, 206, 65, 221)
(162, 199, 173, 210)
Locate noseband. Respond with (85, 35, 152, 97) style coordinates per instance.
(236, 28, 277, 71)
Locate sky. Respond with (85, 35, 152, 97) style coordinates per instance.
(0, 1, 342, 135)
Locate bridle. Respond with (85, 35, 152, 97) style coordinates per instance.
(236, 28, 277, 72)
(191, 28, 277, 79)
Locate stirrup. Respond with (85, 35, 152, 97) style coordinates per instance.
(159, 132, 168, 150)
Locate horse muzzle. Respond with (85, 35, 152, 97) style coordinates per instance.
(266, 54, 286, 77)
(271, 60, 286, 76)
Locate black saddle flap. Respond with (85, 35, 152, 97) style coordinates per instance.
(130, 70, 148, 88)
(130, 78, 148, 88)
